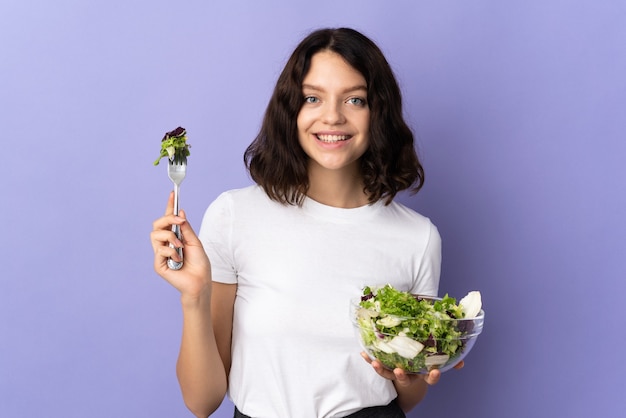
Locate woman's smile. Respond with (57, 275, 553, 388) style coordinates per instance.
(315, 133, 351, 143)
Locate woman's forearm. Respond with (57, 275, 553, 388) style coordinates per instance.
(176, 293, 227, 418)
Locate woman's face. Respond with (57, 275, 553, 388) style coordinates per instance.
(296, 50, 370, 176)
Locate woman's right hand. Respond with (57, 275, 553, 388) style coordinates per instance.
(150, 192, 212, 300)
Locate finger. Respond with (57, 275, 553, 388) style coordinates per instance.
(370, 360, 385, 375)
(360, 352, 373, 364)
(150, 230, 184, 253)
(424, 369, 441, 385)
(453, 360, 465, 370)
(393, 368, 411, 387)
(152, 213, 186, 232)
(153, 243, 182, 263)
(361, 352, 388, 375)
(370, 359, 395, 380)
(163, 191, 175, 216)
(153, 244, 181, 275)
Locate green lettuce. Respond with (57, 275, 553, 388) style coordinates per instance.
(154, 126, 190, 165)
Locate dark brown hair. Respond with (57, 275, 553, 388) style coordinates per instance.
(244, 27, 424, 205)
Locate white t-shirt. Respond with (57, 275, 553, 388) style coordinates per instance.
(199, 185, 441, 418)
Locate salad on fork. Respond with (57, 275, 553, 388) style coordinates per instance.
(154, 126, 191, 166)
(155, 126, 190, 270)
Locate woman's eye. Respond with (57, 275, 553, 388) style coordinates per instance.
(347, 97, 366, 106)
(304, 96, 319, 104)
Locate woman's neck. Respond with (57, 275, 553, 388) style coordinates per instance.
(306, 163, 369, 208)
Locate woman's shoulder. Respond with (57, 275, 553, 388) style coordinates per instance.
(383, 201, 441, 250)
(212, 184, 266, 204)
(201, 185, 267, 228)
(206, 185, 279, 219)
(384, 200, 436, 226)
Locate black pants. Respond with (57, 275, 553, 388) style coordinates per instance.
(233, 398, 406, 418)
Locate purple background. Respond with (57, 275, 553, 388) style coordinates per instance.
(1, 1, 625, 417)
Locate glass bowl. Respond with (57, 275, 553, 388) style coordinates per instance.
(350, 295, 484, 374)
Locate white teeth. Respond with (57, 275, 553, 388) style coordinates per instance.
(316, 134, 349, 143)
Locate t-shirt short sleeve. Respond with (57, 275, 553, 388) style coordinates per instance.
(410, 221, 441, 297)
(198, 192, 238, 284)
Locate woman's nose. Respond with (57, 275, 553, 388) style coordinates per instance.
(322, 102, 346, 125)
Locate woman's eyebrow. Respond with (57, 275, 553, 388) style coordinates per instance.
(302, 83, 368, 93)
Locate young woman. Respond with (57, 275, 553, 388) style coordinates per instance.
(151, 27, 460, 418)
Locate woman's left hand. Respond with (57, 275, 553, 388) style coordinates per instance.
(360, 352, 464, 387)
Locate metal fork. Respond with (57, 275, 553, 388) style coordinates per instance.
(167, 156, 187, 270)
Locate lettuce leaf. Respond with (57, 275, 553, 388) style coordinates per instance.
(154, 126, 190, 165)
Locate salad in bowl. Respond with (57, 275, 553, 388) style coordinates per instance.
(351, 284, 484, 374)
